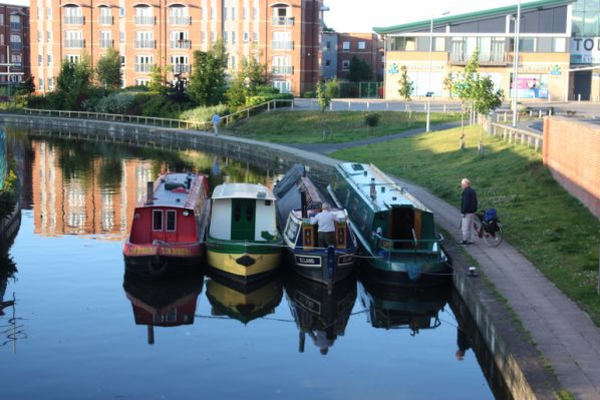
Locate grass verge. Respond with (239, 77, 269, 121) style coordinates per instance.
(331, 125, 600, 325)
(225, 110, 460, 144)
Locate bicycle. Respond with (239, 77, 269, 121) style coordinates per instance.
(473, 209, 503, 247)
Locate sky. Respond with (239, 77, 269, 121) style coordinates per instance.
(322, 0, 520, 33)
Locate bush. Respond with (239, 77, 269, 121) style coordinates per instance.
(302, 91, 316, 98)
(179, 104, 229, 123)
(256, 86, 280, 96)
(364, 112, 381, 128)
(93, 92, 136, 114)
(0, 168, 18, 222)
(124, 85, 150, 92)
(245, 93, 294, 107)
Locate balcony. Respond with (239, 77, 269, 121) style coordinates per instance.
(64, 16, 84, 24)
(10, 22, 21, 30)
(99, 15, 113, 25)
(450, 51, 507, 66)
(169, 16, 190, 25)
(9, 42, 22, 50)
(272, 16, 294, 26)
(272, 41, 294, 50)
(99, 39, 114, 48)
(170, 39, 191, 49)
(272, 65, 293, 75)
(172, 64, 190, 74)
(135, 16, 155, 25)
(135, 64, 153, 73)
(65, 39, 85, 48)
(135, 40, 156, 49)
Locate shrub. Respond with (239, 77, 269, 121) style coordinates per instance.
(245, 93, 294, 107)
(179, 104, 229, 123)
(93, 92, 136, 114)
(256, 85, 280, 95)
(364, 112, 381, 128)
(302, 91, 316, 98)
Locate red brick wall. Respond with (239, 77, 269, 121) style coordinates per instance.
(543, 117, 600, 219)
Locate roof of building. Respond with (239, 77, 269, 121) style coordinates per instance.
(373, 0, 575, 34)
(212, 183, 276, 201)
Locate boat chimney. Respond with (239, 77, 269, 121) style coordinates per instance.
(186, 175, 192, 189)
(363, 171, 368, 177)
(146, 182, 154, 205)
(147, 325, 154, 345)
(300, 189, 308, 219)
(370, 178, 377, 200)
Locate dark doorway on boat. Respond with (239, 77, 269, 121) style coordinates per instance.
(391, 206, 414, 249)
(231, 199, 256, 241)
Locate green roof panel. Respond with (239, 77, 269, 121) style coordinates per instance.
(373, 0, 576, 34)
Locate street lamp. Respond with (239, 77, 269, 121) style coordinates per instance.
(426, 10, 449, 133)
(512, 0, 522, 128)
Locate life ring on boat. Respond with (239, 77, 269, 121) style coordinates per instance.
(148, 257, 168, 277)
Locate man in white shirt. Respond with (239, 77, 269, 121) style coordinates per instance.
(311, 203, 336, 248)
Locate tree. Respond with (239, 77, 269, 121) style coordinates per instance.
(316, 78, 340, 112)
(148, 65, 166, 93)
(397, 65, 413, 101)
(348, 56, 373, 82)
(96, 48, 122, 89)
(56, 56, 92, 110)
(225, 55, 269, 108)
(187, 40, 228, 106)
(443, 73, 454, 98)
(15, 76, 35, 96)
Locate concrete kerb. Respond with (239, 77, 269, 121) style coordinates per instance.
(0, 112, 579, 400)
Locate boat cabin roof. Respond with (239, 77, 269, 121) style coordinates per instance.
(337, 163, 431, 212)
(142, 172, 206, 209)
(212, 183, 276, 201)
(290, 208, 347, 221)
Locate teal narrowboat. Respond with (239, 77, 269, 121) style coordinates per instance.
(328, 163, 450, 286)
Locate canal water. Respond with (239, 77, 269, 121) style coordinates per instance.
(1, 128, 502, 400)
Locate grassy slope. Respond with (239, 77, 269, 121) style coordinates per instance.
(225, 111, 460, 144)
(332, 125, 600, 324)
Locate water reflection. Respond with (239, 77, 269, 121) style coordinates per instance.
(284, 273, 356, 355)
(205, 273, 283, 324)
(359, 273, 451, 334)
(123, 272, 204, 345)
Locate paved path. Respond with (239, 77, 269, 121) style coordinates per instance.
(291, 121, 462, 154)
(265, 138, 600, 400)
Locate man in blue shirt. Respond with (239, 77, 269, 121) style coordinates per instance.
(212, 113, 221, 136)
(460, 178, 478, 245)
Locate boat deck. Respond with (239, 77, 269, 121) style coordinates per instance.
(147, 173, 206, 209)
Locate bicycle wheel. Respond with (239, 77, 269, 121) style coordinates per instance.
(482, 222, 503, 247)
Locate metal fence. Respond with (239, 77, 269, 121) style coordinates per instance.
(489, 122, 544, 152)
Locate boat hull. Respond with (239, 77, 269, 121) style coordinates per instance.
(285, 248, 356, 286)
(362, 255, 451, 287)
(124, 253, 202, 279)
(206, 240, 281, 283)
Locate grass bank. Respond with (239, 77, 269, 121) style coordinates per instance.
(332, 125, 600, 324)
(226, 111, 460, 144)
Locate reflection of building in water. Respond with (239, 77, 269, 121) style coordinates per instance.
(32, 141, 154, 239)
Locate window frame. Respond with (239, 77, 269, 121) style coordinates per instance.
(152, 209, 163, 231)
(166, 210, 177, 232)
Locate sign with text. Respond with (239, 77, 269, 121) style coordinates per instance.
(571, 37, 600, 64)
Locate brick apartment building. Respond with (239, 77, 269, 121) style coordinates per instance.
(334, 32, 383, 81)
(30, 0, 322, 95)
(0, 4, 29, 86)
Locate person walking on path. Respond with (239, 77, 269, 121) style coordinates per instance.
(460, 178, 478, 245)
(311, 203, 336, 248)
(212, 113, 221, 136)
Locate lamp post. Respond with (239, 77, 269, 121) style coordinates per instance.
(512, 0, 522, 128)
(426, 11, 449, 132)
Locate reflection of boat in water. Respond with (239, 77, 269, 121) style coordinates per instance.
(359, 272, 450, 334)
(123, 272, 204, 344)
(274, 164, 358, 287)
(123, 172, 210, 278)
(205, 272, 283, 324)
(284, 272, 357, 355)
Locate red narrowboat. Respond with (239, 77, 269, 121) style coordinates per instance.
(123, 172, 210, 278)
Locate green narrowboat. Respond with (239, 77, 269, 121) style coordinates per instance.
(328, 163, 450, 286)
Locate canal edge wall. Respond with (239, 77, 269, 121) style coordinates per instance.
(0, 113, 559, 399)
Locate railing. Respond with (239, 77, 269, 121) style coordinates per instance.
(99, 39, 114, 48)
(450, 52, 506, 65)
(170, 39, 191, 49)
(9, 42, 22, 50)
(169, 16, 190, 25)
(272, 41, 294, 50)
(135, 40, 156, 49)
(489, 123, 544, 152)
(64, 39, 85, 48)
(272, 16, 294, 25)
(99, 15, 114, 25)
(14, 99, 295, 132)
(172, 64, 190, 74)
(135, 16, 155, 25)
(64, 16, 84, 24)
(272, 65, 293, 75)
(135, 64, 154, 73)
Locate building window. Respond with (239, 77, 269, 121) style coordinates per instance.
(64, 5, 83, 24)
(243, 32, 249, 43)
(170, 5, 190, 24)
(231, 31, 236, 44)
(47, 7, 51, 19)
(47, 31, 51, 42)
(223, 31, 228, 43)
(47, 54, 52, 65)
(48, 78, 54, 90)
(253, 32, 258, 42)
(554, 38, 566, 52)
(119, 7, 125, 18)
(38, 54, 42, 66)
(342, 60, 350, 70)
(99, 6, 112, 25)
(243, 7, 248, 20)
(134, 5, 154, 25)
(229, 55, 236, 69)
(358, 41, 366, 50)
(9, 15, 20, 30)
(325, 41, 331, 50)
(325, 59, 331, 66)
(135, 79, 149, 86)
(254, 7, 259, 20)
(38, 78, 44, 89)
(273, 80, 290, 93)
(211, 7, 215, 20)
(201, 32, 206, 43)
(223, 7, 227, 20)
(342, 41, 350, 51)
(66, 54, 80, 63)
(211, 32, 216, 42)
(120, 56, 125, 66)
(120, 31, 124, 44)
(0, 34, 4, 45)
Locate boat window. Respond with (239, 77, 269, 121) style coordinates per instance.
(166, 210, 176, 231)
(285, 219, 299, 242)
(152, 210, 163, 231)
